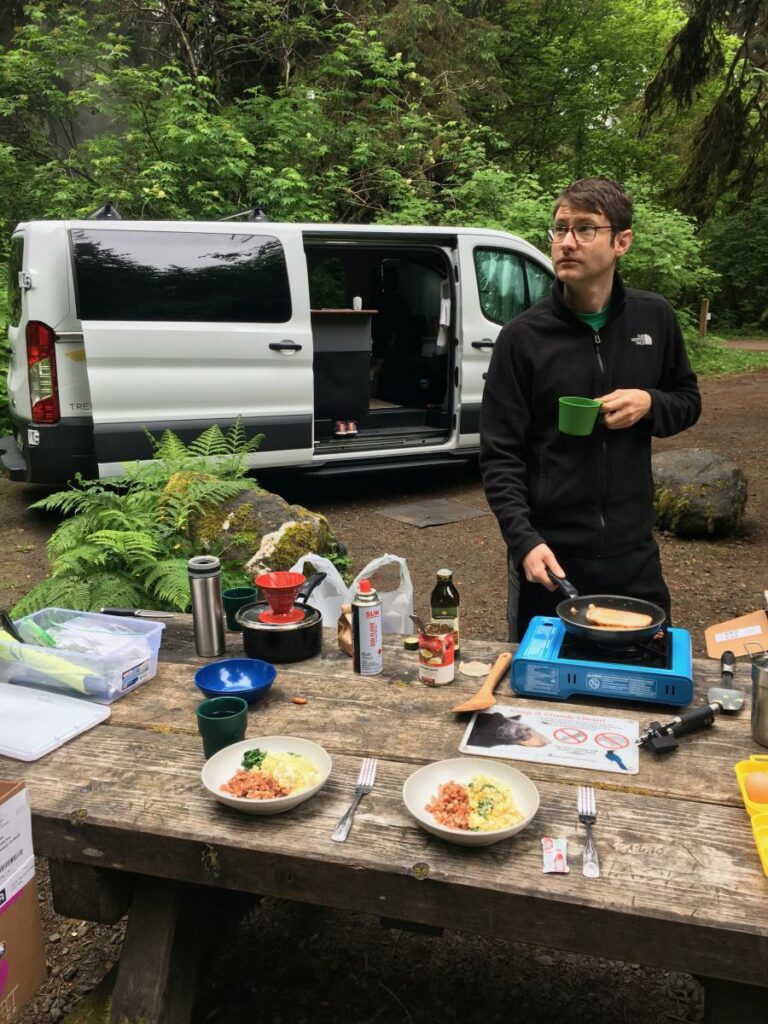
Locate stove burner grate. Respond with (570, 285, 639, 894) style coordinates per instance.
(558, 630, 672, 669)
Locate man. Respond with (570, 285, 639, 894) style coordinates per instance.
(480, 177, 701, 640)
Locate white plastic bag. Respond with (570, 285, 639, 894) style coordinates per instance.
(349, 553, 413, 634)
(289, 551, 414, 633)
(288, 553, 348, 626)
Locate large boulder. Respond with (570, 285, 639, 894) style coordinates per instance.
(652, 448, 747, 537)
(194, 487, 337, 571)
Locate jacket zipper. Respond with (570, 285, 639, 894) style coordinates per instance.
(594, 332, 608, 554)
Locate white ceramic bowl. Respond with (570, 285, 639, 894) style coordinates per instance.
(402, 757, 540, 846)
(201, 736, 332, 815)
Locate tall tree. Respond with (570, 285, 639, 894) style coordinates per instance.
(643, 0, 768, 216)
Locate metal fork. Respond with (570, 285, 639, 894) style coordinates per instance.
(577, 785, 600, 878)
(331, 757, 377, 842)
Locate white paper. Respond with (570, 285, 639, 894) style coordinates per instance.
(459, 704, 639, 774)
(0, 789, 34, 898)
(714, 624, 762, 643)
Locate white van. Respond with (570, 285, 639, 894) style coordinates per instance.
(1, 218, 552, 484)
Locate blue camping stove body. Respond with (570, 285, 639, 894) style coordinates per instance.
(511, 617, 694, 707)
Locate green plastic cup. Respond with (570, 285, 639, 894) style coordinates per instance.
(559, 396, 602, 436)
(222, 586, 259, 631)
(196, 696, 248, 760)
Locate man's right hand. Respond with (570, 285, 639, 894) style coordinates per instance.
(521, 544, 565, 589)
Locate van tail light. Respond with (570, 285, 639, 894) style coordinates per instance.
(26, 321, 60, 424)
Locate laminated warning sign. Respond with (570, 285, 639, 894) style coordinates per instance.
(459, 705, 639, 774)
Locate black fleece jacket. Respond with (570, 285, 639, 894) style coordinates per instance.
(479, 274, 701, 566)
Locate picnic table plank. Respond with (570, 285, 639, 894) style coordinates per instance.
(1, 616, 766, 1023)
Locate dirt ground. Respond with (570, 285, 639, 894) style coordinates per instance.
(5, 367, 768, 1024)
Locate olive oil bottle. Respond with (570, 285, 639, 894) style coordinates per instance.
(430, 568, 460, 654)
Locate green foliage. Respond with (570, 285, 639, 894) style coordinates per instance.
(686, 335, 768, 378)
(325, 541, 353, 586)
(619, 179, 718, 303)
(642, 2, 768, 215)
(675, 308, 768, 376)
(0, 0, 763, 334)
(700, 200, 768, 330)
(10, 423, 261, 617)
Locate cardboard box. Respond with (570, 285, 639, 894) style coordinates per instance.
(704, 609, 768, 660)
(0, 781, 46, 1023)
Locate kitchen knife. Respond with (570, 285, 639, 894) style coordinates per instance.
(99, 608, 176, 618)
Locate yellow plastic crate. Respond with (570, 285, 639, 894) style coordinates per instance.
(734, 754, 768, 876)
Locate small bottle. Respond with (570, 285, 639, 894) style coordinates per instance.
(352, 578, 383, 675)
(188, 555, 225, 658)
(430, 568, 460, 654)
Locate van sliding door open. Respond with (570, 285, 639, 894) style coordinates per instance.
(72, 223, 314, 476)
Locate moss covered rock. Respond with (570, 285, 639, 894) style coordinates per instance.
(652, 448, 747, 537)
(195, 488, 338, 571)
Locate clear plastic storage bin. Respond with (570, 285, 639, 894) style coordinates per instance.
(0, 608, 165, 704)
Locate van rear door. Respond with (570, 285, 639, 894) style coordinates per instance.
(71, 222, 313, 475)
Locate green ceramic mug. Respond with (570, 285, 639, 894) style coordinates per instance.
(559, 396, 602, 436)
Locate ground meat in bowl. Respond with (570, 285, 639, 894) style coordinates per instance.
(425, 781, 471, 829)
(221, 768, 290, 799)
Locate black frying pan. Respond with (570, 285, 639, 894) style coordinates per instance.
(546, 569, 667, 647)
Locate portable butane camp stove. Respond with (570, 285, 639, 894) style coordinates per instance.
(511, 616, 694, 707)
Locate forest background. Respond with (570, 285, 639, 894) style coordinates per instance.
(1, 0, 768, 438)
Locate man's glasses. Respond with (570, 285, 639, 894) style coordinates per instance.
(548, 224, 616, 243)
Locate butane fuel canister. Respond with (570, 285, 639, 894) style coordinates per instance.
(352, 579, 383, 675)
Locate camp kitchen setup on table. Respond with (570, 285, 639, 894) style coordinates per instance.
(0, 579, 767, 1024)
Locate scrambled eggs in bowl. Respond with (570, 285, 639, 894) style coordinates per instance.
(263, 751, 320, 793)
(467, 774, 523, 831)
(425, 774, 523, 832)
(403, 758, 539, 846)
(202, 736, 332, 815)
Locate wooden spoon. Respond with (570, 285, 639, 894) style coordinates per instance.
(450, 652, 513, 713)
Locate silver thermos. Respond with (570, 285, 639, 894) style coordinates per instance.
(751, 652, 768, 748)
(188, 555, 225, 658)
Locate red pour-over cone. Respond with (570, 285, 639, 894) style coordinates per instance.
(254, 571, 306, 616)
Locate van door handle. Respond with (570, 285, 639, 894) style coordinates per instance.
(269, 341, 302, 352)
(471, 339, 495, 350)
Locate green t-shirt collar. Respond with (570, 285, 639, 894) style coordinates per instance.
(577, 306, 611, 331)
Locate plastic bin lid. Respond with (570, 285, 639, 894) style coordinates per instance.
(0, 685, 110, 761)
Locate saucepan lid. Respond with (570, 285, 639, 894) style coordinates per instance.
(236, 601, 321, 632)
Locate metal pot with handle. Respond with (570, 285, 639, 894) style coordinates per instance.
(750, 649, 768, 748)
(546, 569, 667, 648)
(236, 572, 327, 664)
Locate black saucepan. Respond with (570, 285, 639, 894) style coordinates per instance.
(235, 572, 326, 664)
(546, 569, 667, 647)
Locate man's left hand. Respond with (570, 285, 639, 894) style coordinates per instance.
(596, 389, 652, 430)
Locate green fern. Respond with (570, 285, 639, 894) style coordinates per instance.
(11, 422, 264, 617)
(143, 559, 196, 609)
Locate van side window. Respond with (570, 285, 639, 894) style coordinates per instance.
(71, 229, 291, 323)
(473, 248, 526, 324)
(524, 258, 552, 305)
(7, 236, 23, 327)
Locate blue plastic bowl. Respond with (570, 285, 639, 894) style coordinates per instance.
(194, 658, 277, 704)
